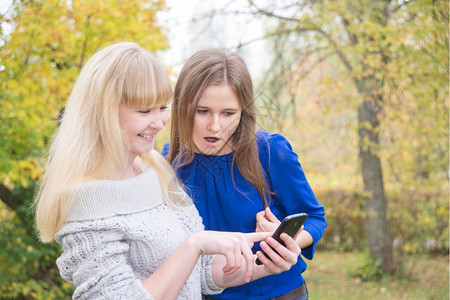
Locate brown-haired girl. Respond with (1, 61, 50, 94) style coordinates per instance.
(164, 48, 327, 300)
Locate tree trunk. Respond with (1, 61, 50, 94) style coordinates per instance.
(358, 91, 395, 272)
(0, 183, 35, 237)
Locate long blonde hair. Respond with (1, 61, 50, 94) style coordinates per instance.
(168, 48, 272, 206)
(35, 42, 176, 242)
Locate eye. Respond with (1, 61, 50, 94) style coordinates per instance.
(224, 111, 236, 117)
(139, 110, 150, 114)
(160, 106, 168, 111)
(197, 109, 208, 115)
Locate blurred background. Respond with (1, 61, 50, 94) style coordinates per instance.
(0, 0, 448, 299)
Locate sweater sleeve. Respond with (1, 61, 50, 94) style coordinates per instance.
(262, 132, 327, 260)
(200, 254, 225, 295)
(56, 223, 153, 300)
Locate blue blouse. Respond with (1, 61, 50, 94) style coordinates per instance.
(162, 130, 327, 300)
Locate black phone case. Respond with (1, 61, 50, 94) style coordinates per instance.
(255, 213, 308, 265)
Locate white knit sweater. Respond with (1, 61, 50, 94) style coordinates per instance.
(55, 167, 224, 299)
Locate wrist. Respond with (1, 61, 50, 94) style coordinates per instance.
(184, 232, 203, 256)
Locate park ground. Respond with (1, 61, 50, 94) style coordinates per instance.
(305, 250, 449, 299)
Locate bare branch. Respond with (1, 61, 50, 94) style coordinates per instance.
(313, 27, 354, 73)
(295, 50, 335, 82)
(392, 0, 415, 13)
(340, 15, 359, 46)
(248, 0, 304, 23)
(78, 15, 92, 70)
(246, 1, 354, 74)
(232, 27, 309, 50)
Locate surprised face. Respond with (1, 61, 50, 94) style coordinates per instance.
(193, 84, 242, 156)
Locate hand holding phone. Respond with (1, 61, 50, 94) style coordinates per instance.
(255, 213, 308, 265)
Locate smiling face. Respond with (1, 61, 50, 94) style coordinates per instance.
(119, 103, 169, 156)
(192, 84, 242, 156)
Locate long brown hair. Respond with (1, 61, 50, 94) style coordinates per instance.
(168, 48, 271, 206)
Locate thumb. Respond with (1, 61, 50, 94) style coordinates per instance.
(256, 210, 267, 223)
(265, 207, 279, 223)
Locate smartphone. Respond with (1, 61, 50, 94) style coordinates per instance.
(255, 212, 308, 265)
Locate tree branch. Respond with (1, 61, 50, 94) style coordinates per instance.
(246, 1, 354, 74)
(248, 0, 305, 23)
(392, 0, 415, 13)
(0, 183, 18, 211)
(0, 183, 35, 237)
(78, 15, 92, 70)
(233, 27, 309, 50)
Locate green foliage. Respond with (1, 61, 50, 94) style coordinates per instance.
(354, 255, 388, 281)
(1, 0, 170, 188)
(0, 201, 74, 298)
(0, 0, 171, 298)
(315, 188, 366, 251)
(253, 0, 448, 270)
(316, 188, 449, 255)
(387, 188, 449, 255)
(255, 0, 448, 192)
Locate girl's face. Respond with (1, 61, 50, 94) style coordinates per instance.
(119, 103, 169, 155)
(193, 84, 242, 156)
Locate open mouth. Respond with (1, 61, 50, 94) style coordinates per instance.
(205, 137, 220, 143)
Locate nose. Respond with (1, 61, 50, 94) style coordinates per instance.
(207, 115, 221, 132)
(149, 110, 165, 131)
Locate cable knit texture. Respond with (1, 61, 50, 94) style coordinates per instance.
(55, 167, 224, 299)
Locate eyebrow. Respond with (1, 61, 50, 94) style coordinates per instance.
(196, 106, 239, 111)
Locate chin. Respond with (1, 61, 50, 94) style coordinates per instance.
(139, 146, 154, 154)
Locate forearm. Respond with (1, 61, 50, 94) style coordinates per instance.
(296, 230, 313, 249)
(141, 236, 200, 300)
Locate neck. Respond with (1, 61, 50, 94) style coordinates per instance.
(121, 153, 141, 179)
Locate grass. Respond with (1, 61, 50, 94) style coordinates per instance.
(304, 250, 449, 300)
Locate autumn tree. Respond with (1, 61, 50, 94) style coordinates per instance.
(243, 0, 449, 272)
(0, 0, 170, 296)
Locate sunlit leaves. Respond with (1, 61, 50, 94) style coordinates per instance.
(0, 0, 170, 188)
(254, 0, 448, 191)
(0, 0, 170, 296)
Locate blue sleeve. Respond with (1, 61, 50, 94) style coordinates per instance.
(261, 132, 327, 260)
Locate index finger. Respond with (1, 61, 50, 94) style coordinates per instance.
(240, 242, 255, 282)
(245, 232, 272, 243)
